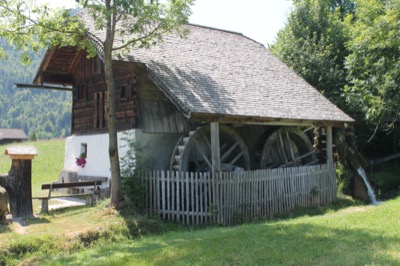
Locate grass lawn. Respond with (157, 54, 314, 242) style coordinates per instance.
(0, 139, 65, 211)
(1, 139, 399, 265)
(35, 197, 400, 266)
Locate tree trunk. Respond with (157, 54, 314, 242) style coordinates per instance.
(104, 4, 123, 208)
(0, 160, 33, 217)
(104, 55, 122, 208)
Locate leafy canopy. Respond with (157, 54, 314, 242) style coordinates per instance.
(0, 0, 194, 61)
(271, 0, 355, 108)
(344, 0, 400, 125)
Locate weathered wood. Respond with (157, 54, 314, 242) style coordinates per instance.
(326, 126, 333, 165)
(40, 180, 101, 190)
(70, 54, 138, 135)
(210, 122, 221, 175)
(8, 160, 34, 217)
(33, 180, 102, 213)
(143, 164, 336, 225)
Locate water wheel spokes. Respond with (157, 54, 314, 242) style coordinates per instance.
(221, 137, 243, 162)
(191, 136, 212, 170)
(259, 127, 317, 169)
(171, 125, 251, 173)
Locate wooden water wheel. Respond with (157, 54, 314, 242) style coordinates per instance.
(259, 127, 318, 169)
(171, 125, 251, 172)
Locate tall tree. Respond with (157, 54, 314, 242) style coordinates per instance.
(0, 0, 194, 208)
(344, 0, 400, 126)
(271, 0, 355, 108)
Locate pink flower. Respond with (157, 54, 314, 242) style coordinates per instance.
(76, 157, 86, 168)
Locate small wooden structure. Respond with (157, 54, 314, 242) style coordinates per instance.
(0, 128, 28, 145)
(0, 146, 37, 217)
(33, 180, 102, 213)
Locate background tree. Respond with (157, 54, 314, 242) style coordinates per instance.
(271, 0, 355, 109)
(344, 0, 400, 126)
(0, 0, 194, 208)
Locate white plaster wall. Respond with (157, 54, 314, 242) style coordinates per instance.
(64, 130, 135, 180)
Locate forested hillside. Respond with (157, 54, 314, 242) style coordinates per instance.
(0, 40, 71, 139)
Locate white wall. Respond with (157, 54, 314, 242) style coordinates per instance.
(64, 130, 135, 180)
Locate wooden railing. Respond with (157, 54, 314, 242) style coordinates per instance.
(142, 164, 336, 225)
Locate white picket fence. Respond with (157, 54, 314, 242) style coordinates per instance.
(142, 164, 336, 225)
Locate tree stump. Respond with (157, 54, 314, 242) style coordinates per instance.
(0, 146, 37, 218)
(0, 185, 9, 222)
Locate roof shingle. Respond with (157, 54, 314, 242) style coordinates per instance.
(82, 11, 355, 123)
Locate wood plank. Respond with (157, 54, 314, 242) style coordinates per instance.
(169, 171, 176, 221)
(326, 126, 333, 165)
(41, 181, 101, 190)
(166, 171, 172, 220)
(210, 122, 221, 176)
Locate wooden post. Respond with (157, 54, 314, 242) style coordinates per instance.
(210, 122, 221, 175)
(1, 146, 37, 217)
(326, 126, 333, 165)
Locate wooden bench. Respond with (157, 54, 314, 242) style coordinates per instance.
(32, 180, 102, 213)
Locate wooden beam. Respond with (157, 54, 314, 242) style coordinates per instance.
(326, 126, 333, 165)
(191, 113, 351, 127)
(210, 122, 221, 175)
(41, 47, 57, 72)
(69, 50, 83, 73)
(36, 47, 57, 85)
(15, 83, 73, 91)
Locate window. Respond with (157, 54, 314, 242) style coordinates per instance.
(80, 143, 87, 158)
(120, 85, 126, 98)
(78, 85, 88, 101)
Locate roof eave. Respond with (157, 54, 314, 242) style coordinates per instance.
(190, 113, 354, 127)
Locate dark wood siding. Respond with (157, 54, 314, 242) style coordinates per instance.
(71, 53, 137, 135)
(135, 66, 187, 133)
(70, 57, 187, 135)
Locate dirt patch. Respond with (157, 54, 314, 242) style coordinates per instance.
(11, 217, 29, 235)
(338, 206, 369, 214)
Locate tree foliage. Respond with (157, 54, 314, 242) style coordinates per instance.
(271, 0, 355, 108)
(344, 0, 400, 125)
(273, 0, 400, 131)
(0, 0, 194, 209)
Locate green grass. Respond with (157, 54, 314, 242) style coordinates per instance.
(0, 139, 65, 203)
(38, 198, 400, 266)
(1, 140, 400, 265)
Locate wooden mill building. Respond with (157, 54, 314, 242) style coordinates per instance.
(26, 10, 354, 223)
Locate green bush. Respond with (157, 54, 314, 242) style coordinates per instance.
(336, 162, 353, 196)
(369, 167, 400, 199)
(119, 132, 148, 212)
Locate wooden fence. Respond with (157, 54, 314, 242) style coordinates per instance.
(142, 164, 336, 225)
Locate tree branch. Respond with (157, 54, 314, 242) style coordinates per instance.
(0, 5, 85, 40)
(112, 22, 165, 51)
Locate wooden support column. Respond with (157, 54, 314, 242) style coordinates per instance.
(326, 125, 333, 165)
(1, 146, 38, 217)
(210, 122, 221, 175)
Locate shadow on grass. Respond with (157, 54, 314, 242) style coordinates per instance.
(0, 223, 11, 234)
(42, 204, 93, 218)
(269, 195, 365, 221)
(46, 217, 399, 265)
(22, 217, 51, 226)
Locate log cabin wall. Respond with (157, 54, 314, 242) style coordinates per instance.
(114, 61, 188, 134)
(70, 53, 187, 135)
(71, 53, 137, 135)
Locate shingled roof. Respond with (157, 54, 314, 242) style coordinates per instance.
(0, 128, 28, 142)
(46, 10, 355, 124)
